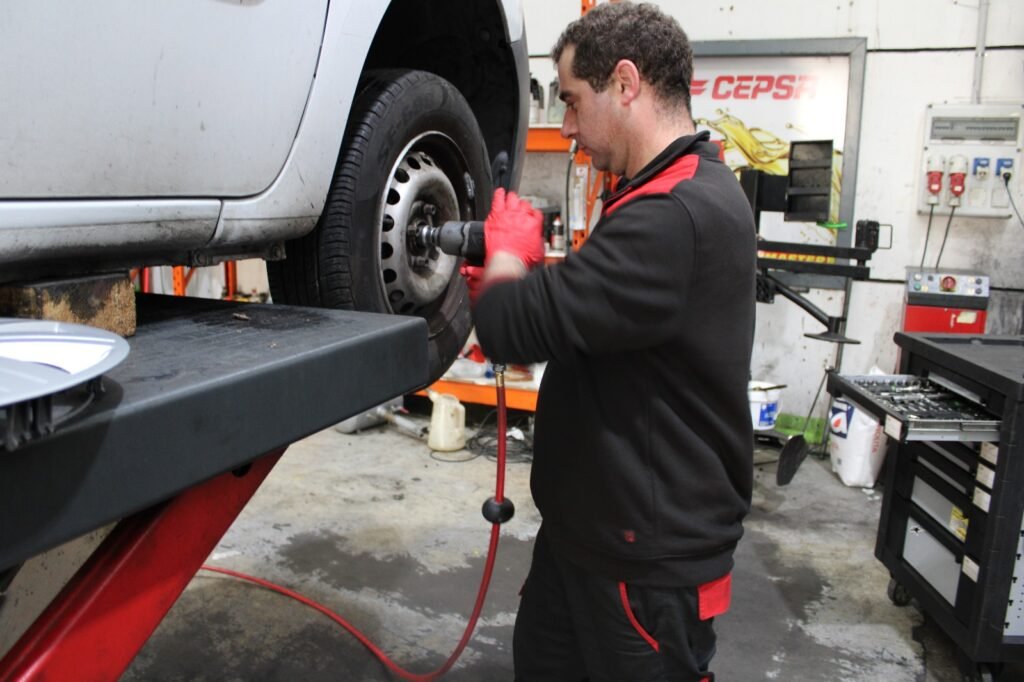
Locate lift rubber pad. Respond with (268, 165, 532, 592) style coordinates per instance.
(0, 294, 428, 572)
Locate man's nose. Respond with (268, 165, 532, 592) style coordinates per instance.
(560, 109, 577, 139)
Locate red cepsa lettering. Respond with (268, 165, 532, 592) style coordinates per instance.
(707, 74, 817, 100)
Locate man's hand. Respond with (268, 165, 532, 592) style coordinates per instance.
(459, 263, 485, 306)
(484, 188, 544, 270)
(460, 189, 543, 306)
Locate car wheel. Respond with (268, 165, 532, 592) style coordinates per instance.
(268, 69, 490, 384)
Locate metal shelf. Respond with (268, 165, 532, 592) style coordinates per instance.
(526, 127, 571, 152)
(420, 377, 538, 411)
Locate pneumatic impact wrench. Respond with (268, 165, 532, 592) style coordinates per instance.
(416, 220, 486, 266)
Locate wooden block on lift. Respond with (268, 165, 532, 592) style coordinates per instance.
(0, 273, 136, 337)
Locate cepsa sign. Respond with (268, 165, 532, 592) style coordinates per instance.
(691, 74, 817, 100)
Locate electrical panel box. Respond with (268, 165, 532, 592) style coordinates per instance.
(904, 268, 990, 302)
(918, 103, 1023, 218)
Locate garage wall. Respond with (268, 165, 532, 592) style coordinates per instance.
(521, 0, 1024, 419)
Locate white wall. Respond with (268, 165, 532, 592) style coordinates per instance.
(521, 0, 1024, 419)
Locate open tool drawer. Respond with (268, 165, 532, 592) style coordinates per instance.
(827, 373, 1001, 443)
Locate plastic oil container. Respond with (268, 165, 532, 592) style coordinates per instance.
(427, 391, 466, 451)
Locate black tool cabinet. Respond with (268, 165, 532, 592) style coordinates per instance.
(828, 333, 1024, 682)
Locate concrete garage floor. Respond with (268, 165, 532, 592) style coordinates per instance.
(125, 411, 1022, 681)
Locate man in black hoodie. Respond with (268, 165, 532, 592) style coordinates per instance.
(469, 3, 756, 680)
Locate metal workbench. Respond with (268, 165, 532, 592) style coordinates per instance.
(0, 293, 428, 679)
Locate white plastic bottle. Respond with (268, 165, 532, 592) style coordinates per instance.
(569, 167, 587, 232)
(547, 78, 565, 124)
(427, 391, 466, 451)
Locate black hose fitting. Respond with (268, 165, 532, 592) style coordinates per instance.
(482, 496, 515, 524)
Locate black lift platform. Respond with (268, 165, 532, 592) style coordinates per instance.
(0, 294, 428, 679)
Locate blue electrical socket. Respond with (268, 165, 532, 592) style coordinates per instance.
(972, 157, 990, 177)
(995, 158, 1014, 179)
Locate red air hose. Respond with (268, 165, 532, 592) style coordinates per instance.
(201, 367, 512, 681)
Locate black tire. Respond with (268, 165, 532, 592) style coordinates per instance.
(268, 69, 490, 384)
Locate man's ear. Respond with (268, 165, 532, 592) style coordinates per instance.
(612, 59, 641, 104)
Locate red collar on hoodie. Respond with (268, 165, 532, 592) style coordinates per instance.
(602, 153, 701, 217)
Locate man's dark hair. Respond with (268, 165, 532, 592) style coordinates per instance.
(551, 2, 693, 112)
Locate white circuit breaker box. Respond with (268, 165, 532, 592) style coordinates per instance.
(918, 103, 1023, 218)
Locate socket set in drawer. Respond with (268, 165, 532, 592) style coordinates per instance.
(827, 374, 1000, 442)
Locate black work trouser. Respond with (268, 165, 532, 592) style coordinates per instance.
(513, 527, 720, 682)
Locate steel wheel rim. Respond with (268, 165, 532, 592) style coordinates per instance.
(378, 133, 468, 315)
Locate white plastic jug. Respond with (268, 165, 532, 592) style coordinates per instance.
(427, 391, 466, 451)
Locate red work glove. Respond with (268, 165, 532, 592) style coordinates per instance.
(484, 188, 544, 270)
(459, 263, 485, 306)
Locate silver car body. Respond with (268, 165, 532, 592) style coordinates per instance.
(0, 0, 527, 280)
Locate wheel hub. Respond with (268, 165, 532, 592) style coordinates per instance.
(380, 149, 460, 315)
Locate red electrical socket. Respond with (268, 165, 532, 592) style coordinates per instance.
(925, 154, 944, 204)
(948, 155, 968, 205)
